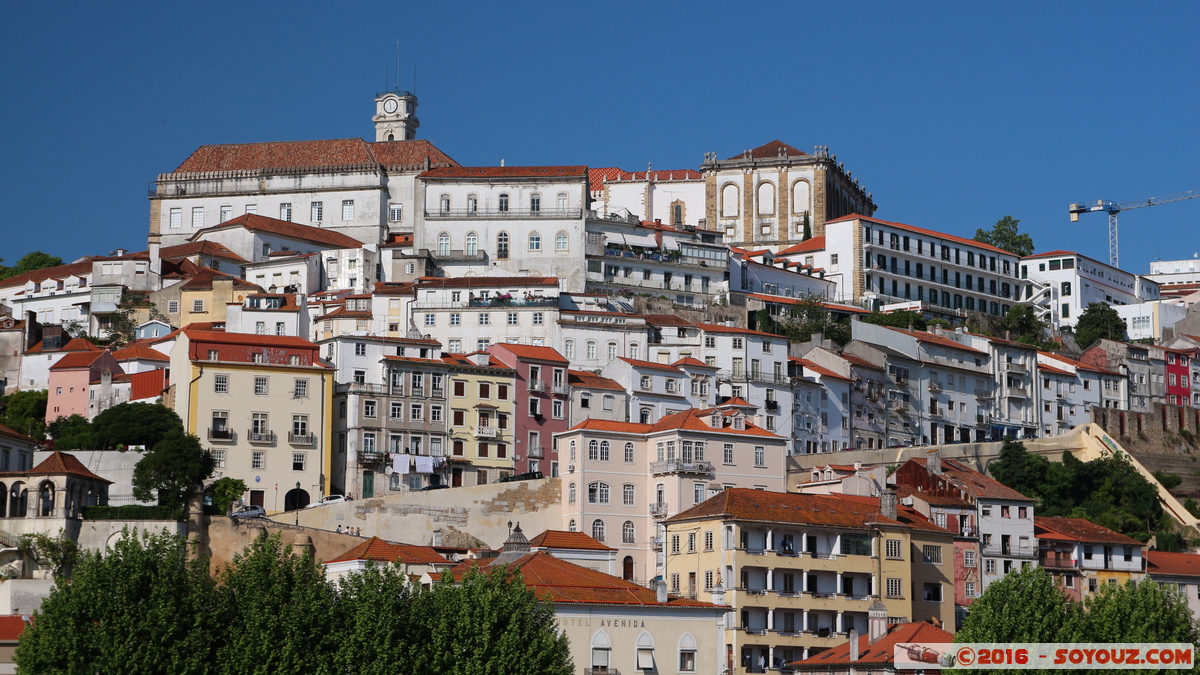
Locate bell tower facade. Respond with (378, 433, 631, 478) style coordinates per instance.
(373, 89, 420, 142)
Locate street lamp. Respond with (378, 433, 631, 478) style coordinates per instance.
(295, 482, 301, 526)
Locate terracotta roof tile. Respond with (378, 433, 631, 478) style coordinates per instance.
(0, 259, 96, 290)
(177, 267, 263, 292)
(1037, 363, 1075, 377)
(489, 343, 569, 364)
(667, 488, 938, 532)
(777, 237, 827, 255)
(0, 423, 35, 444)
(49, 351, 111, 370)
(588, 167, 702, 192)
(323, 536, 450, 565)
(790, 621, 954, 668)
(672, 357, 717, 369)
(1148, 551, 1200, 578)
(111, 340, 170, 362)
(885, 327, 988, 355)
(193, 213, 362, 250)
(567, 370, 624, 391)
(1022, 250, 1080, 260)
(172, 138, 456, 174)
(30, 452, 111, 483)
(366, 140, 458, 169)
(790, 357, 851, 381)
(160, 241, 247, 263)
(617, 357, 682, 373)
(1034, 516, 1144, 546)
(827, 214, 1015, 256)
(642, 314, 695, 328)
(905, 457, 1033, 502)
(725, 140, 808, 161)
(745, 293, 870, 314)
(0, 615, 31, 642)
(419, 165, 587, 180)
(528, 530, 614, 551)
(183, 328, 318, 349)
(693, 322, 780, 338)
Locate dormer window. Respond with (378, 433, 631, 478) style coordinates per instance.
(710, 413, 722, 428)
(732, 417, 745, 431)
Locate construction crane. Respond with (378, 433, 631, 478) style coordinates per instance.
(1069, 190, 1200, 268)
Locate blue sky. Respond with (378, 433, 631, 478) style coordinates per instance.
(1, 1, 1197, 272)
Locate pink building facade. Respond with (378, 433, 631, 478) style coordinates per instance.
(488, 343, 570, 476)
(45, 351, 123, 423)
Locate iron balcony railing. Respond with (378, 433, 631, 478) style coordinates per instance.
(208, 428, 236, 442)
(528, 379, 546, 393)
(247, 430, 276, 444)
(358, 450, 384, 465)
(650, 460, 715, 475)
(425, 207, 583, 220)
(427, 249, 486, 262)
(475, 426, 500, 439)
(649, 503, 667, 517)
(552, 383, 570, 396)
(982, 544, 1038, 558)
(288, 432, 316, 444)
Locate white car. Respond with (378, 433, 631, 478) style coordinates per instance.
(304, 494, 349, 509)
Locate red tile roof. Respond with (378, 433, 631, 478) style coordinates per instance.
(567, 370, 624, 392)
(111, 340, 170, 363)
(777, 237, 827, 255)
(1039, 351, 1121, 375)
(30, 452, 111, 483)
(177, 267, 263, 292)
(672, 357, 716, 369)
(568, 408, 783, 439)
(905, 457, 1033, 502)
(172, 138, 457, 173)
(449, 551, 714, 607)
(1034, 516, 1144, 546)
(489, 343, 569, 365)
(193, 213, 362, 250)
(587, 167, 702, 192)
(693, 322, 780, 338)
(0, 423, 35, 444)
(528, 530, 614, 551)
(826, 214, 1015, 256)
(1037, 363, 1075, 377)
(1147, 551, 1200, 578)
(414, 276, 560, 289)
(0, 258, 96, 290)
(667, 488, 947, 533)
(719, 397, 755, 408)
(323, 536, 451, 565)
(1022, 250, 1079, 260)
(617, 357, 682, 373)
(888, 327, 989, 355)
(790, 357, 851, 381)
(725, 140, 808, 161)
(0, 615, 31, 642)
(49, 351, 109, 370)
(790, 621, 954, 669)
(160, 241, 247, 263)
(642, 314, 694, 328)
(745, 293, 871, 314)
(419, 166, 588, 180)
(182, 328, 318, 349)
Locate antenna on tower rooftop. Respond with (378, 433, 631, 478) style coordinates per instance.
(395, 39, 400, 90)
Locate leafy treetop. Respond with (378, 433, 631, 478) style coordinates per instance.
(974, 215, 1035, 257)
(0, 251, 63, 281)
(1074, 302, 1127, 350)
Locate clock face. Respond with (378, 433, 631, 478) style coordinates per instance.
(383, 98, 398, 114)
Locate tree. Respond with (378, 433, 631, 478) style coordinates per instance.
(859, 310, 927, 331)
(775, 293, 852, 346)
(801, 211, 812, 241)
(14, 529, 219, 675)
(90, 402, 182, 450)
(213, 533, 340, 675)
(46, 414, 94, 450)
(1074, 302, 1127, 350)
(0, 251, 63, 281)
(987, 439, 1049, 500)
(17, 529, 79, 579)
(132, 430, 214, 509)
(1153, 470, 1182, 490)
(1073, 577, 1198, 644)
(334, 561, 434, 673)
(974, 215, 1034, 257)
(955, 567, 1078, 647)
(210, 477, 249, 514)
(0, 389, 48, 441)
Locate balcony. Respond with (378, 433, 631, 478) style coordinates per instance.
(982, 544, 1038, 558)
(1005, 386, 1028, 398)
(764, 400, 780, 413)
(651, 460, 715, 475)
(431, 387, 445, 399)
(288, 432, 316, 445)
(976, 414, 988, 427)
(335, 382, 390, 396)
(929, 407, 945, 419)
(413, 295, 559, 310)
(552, 383, 569, 396)
(207, 428, 236, 442)
(975, 388, 992, 398)
(1040, 553, 1076, 569)
(424, 207, 583, 220)
(1005, 362, 1028, 374)
(717, 370, 788, 385)
(527, 445, 545, 458)
(247, 430, 276, 445)
(886, 399, 908, 411)
(528, 379, 546, 393)
(358, 450, 384, 465)
(583, 669, 621, 675)
(650, 536, 664, 550)
(427, 248, 486, 263)
(929, 381, 944, 393)
(475, 426, 500, 439)
(649, 503, 667, 517)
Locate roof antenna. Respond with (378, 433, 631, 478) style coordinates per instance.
(413, 62, 417, 95)
(396, 40, 400, 90)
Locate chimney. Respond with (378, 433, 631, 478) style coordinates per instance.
(928, 449, 942, 475)
(849, 629, 860, 661)
(868, 601, 888, 643)
(880, 488, 898, 521)
(655, 579, 668, 603)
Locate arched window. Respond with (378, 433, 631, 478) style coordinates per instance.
(530, 193, 542, 212)
(656, 483, 665, 505)
(588, 440, 599, 460)
(38, 481, 54, 517)
(569, 440, 577, 461)
(568, 482, 576, 504)
(624, 442, 634, 463)
(599, 441, 610, 461)
(629, 343, 640, 360)
(586, 341, 597, 360)
(564, 340, 575, 359)
(498, 193, 509, 212)
(792, 180, 811, 214)
(557, 192, 568, 210)
(622, 521, 635, 544)
(623, 483, 635, 505)
(465, 232, 478, 256)
(607, 342, 618, 360)
(588, 481, 610, 504)
(569, 519, 577, 532)
(640, 408, 651, 424)
(528, 232, 542, 251)
(757, 182, 775, 215)
(467, 194, 478, 213)
(592, 519, 606, 542)
(439, 194, 451, 213)
(555, 230, 569, 251)
(721, 184, 739, 217)
(497, 232, 510, 260)
(437, 232, 450, 256)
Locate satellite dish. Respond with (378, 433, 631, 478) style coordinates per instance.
(385, 466, 394, 475)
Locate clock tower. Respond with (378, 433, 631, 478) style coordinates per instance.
(373, 89, 420, 142)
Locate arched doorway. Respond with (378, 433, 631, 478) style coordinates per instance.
(622, 555, 634, 581)
(9, 482, 27, 518)
(283, 488, 310, 511)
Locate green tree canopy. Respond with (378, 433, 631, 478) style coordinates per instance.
(767, 293, 852, 346)
(0, 251, 63, 281)
(954, 567, 1078, 646)
(1074, 302, 1127, 350)
(1075, 573, 1199, 644)
(46, 414, 93, 451)
(91, 402, 183, 450)
(0, 389, 48, 441)
(859, 309, 927, 331)
(974, 215, 1035, 257)
(131, 430, 214, 509)
(209, 477, 249, 513)
(15, 529, 220, 675)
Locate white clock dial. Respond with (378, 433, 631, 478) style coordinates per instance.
(383, 98, 398, 114)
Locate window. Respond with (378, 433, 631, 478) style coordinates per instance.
(985, 559, 997, 574)
(965, 581, 976, 598)
(279, 203, 292, 221)
(568, 483, 576, 504)
(723, 443, 734, 464)
(555, 231, 568, 251)
(886, 577, 903, 598)
(624, 442, 634, 463)
(497, 232, 509, 259)
(437, 232, 450, 256)
(292, 453, 306, 471)
(192, 299, 205, 313)
(251, 452, 266, 470)
(341, 200, 354, 221)
(528, 232, 541, 251)
(389, 203, 403, 222)
(530, 193, 541, 212)
(923, 583, 943, 602)
(591, 519, 605, 542)
(212, 449, 225, 468)
(588, 482, 610, 504)
(622, 521, 635, 544)
(191, 207, 204, 228)
(586, 342, 597, 360)
(923, 545, 942, 564)
(169, 207, 182, 228)
(623, 484, 635, 506)
(754, 446, 765, 466)
(886, 539, 902, 559)
(310, 201, 323, 222)
(964, 550, 977, 567)
(507, 312, 518, 326)
(254, 377, 268, 395)
(214, 374, 229, 393)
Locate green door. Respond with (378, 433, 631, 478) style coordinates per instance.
(363, 471, 374, 499)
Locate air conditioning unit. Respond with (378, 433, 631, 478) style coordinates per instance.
(900, 496, 914, 506)
(568, 465, 576, 473)
(514, 455, 522, 461)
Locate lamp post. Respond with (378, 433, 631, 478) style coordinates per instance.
(295, 482, 301, 526)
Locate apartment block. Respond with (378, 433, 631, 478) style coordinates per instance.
(1035, 516, 1147, 599)
(1021, 250, 1160, 329)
